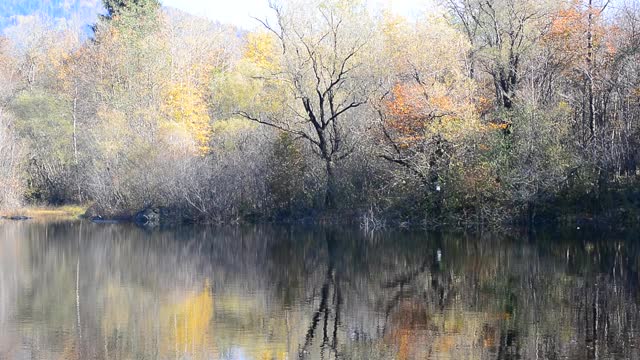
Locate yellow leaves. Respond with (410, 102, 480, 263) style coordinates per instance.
(210, 118, 257, 151)
(382, 11, 470, 77)
(244, 31, 278, 70)
(557, 100, 570, 109)
(161, 83, 212, 154)
(259, 349, 289, 360)
(189, 62, 216, 89)
(162, 281, 214, 353)
(380, 10, 411, 65)
(380, 9, 407, 36)
(488, 122, 510, 131)
(95, 106, 128, 156)
(213, 58, 288, 119)
(211, 117, 255, 134)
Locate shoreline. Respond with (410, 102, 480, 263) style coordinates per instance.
(0, 204, 633, 234)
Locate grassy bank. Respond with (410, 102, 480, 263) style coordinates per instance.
(0, 205, 88, 222)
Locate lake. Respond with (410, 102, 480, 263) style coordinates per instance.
(0, 220, 638, 359)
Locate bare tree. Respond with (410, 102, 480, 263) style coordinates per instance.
(0, 38, 23, 210)
(448, 0, 552, 110)
(0, 114, 24, 210)
(239, 0, 376, 208)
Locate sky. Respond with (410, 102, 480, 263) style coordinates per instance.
(161, 0, 431, 29)
(0, 0, 433, 34)
(2, 0, 632, 33)
(0, 0, 102, 31)
(161, 0, 272, 29)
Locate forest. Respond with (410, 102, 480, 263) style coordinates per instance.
(0, 0, 639, 227)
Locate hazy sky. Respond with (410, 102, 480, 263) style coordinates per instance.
(161, 0, 430, 29)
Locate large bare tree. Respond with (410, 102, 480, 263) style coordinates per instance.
(239, 0, 376, 208)
(448, 0, 551, 110)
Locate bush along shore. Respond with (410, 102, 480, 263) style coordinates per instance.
(4, 190, 640, 233)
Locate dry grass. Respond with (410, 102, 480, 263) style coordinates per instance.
(0, 205, 88, 221)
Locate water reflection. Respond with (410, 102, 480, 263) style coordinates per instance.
(0, 221, 638, 359)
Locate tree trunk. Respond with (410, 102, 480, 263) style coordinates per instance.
(587, 0, 597, 140)
(325, 159, 336, 209)
(72, 86, 79, 165)
(495, 71, 513, 110)
(72, 85, 82, 202)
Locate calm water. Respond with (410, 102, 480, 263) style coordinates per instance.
(0, 221, 638, 359)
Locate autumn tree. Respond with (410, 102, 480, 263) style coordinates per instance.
(543, 0, 611, 142)
(71, 0, 170, 212)
(161, 10, 240, 154)
(1, 0, 639, 224)
(376, 11, 479, 219)
(1, 15, 83, 202)
(542, 0, 640, 188)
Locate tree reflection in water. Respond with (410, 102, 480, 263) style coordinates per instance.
(0, 221, 638, 359)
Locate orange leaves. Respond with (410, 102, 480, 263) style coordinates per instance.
(430, 95, 455, 114)
(383, 79, 476, 148)
(547, 0, 608, 41)
(386, 83, 420, 118)
(384, 83, 429, 144)
(385, 83, 457, 127)
(546, 4, 588, 67)
(549, 4, 584, 40)
(545, 0, 612, 69)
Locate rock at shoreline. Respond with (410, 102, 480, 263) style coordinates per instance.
(5, 215, 31, 221)
(81, 205, 185, 227)
(135, 207, 161, 227)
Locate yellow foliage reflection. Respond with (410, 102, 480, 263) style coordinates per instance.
(162, 280, 214, 357)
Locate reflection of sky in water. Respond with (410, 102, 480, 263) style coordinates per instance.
(225, 347, 249, 360)
(0, 221, 639, 359)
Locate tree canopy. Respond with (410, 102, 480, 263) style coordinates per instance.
(0, 0, 639, 226)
